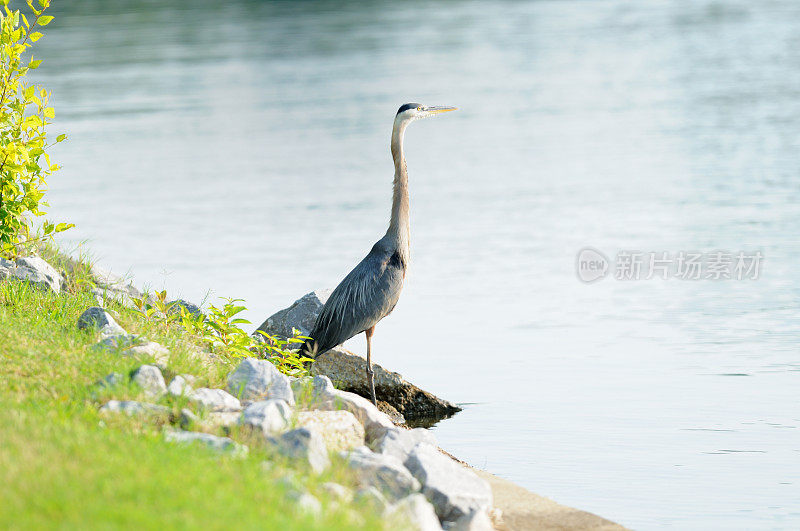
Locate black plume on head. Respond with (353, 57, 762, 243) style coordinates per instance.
(397, 103, 422, 114)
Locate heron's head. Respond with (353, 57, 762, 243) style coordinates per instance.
(394, 102, 457, 127)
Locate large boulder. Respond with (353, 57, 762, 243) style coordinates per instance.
(226, 358, 294, 405)
(312, 347, 461, 422)
(340, 446, 420, 501)
(0, 255, 62, 293)
(296, 410, 365, 453)
(404, 443, 493, 523)
(253, 289, 331, 340)
(253, 291, 460, 422)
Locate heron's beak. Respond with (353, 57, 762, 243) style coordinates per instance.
(424, 106, 458, 114)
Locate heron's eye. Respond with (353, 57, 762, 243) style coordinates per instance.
(417, 106, 422, 111)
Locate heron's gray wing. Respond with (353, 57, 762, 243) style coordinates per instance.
(308, 244, 406, 355)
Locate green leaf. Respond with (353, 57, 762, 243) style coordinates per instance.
(37, 15, 53, 26)
(29, 31, 42, 42)
(28, 58, 42, 69)
(55, 134, 66, 142)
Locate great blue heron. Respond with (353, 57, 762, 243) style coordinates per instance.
(300, 103, 457, 406)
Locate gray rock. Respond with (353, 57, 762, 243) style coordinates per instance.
(340, 446, 420, 501)
(312, 347, 460, 422)
(296, 410, 365, 453)
(390, 494, 443, 531)
(226, 357, 294, 405)
(190, 388, 242, 412)
(131, 365, 167, 398)
(303, 375, 395, 443)
(167, 299, 203, 319)
(179, 408, 199, 429)
(94, 372, 125, 390)
(268, 427, 330, 474)
(90, 263, 142, 298)
(122, 341, 169, 366)
(443, 509, 494, 531)
(204, 411, 242, 429)
(164, 430, 247, 455)
(239, 399, 292, 436)
(404, 443, 492, 523)
(253, 289, 332, 340)
(167, 375, 194, 397)
(77, 307, 126, 337)
(288, 491, 322, 516)
(320, 482, 353, 502)
(354, 485, 390, 513)
(99, 400, 168, 416)
(371, 427, 438, 463)
(94, 333, 139, 351)
(0, 255, 61, 293)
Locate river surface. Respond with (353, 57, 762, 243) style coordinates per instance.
(37, 1, 800, 528)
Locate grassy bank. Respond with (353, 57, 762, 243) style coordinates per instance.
(0, 247, 390, 529)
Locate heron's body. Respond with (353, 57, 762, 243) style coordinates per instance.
(300, 103, 456, 405)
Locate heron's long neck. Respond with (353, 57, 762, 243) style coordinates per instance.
(387, 120, 410, 254)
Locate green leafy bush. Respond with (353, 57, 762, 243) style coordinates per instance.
(131, 291, 314, 378)
(0, 0, 72, 258)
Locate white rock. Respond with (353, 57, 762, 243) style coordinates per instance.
(341, 446, 420, 501)
(122, 341, 169, 365)
(131, 365, 167, 398)
(304, 375, 394, 443)
(239, 399, 292, 436)
(320, 482, 353, 502)
(190, 388, 242, 412)
(99, 400, 168, 416)
(0, 255, 61, 293)
(404, 443, 493, 523)
(288, 491, 322, 516)
(390, 493, 443, 531)
(164, 430, 247, 455)
(226, 357, 295, 405)
(296, 410, 365, 453)
(167, 375, 194, 397)
(268, 427, 330, 474)
(371, 427, 438, 463)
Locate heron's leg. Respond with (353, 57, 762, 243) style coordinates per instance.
(365, 326, 377, 407)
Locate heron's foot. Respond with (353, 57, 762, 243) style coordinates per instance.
(365, 367, 377, 407)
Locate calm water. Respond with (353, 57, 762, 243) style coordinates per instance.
(38, 1, 800, 528)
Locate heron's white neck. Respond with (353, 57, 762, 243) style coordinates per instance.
(387, 118, 411, 254)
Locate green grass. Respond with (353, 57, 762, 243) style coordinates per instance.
(0, 252, 399, 530)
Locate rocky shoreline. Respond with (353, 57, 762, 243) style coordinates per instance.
(1, 253, 625, 530)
